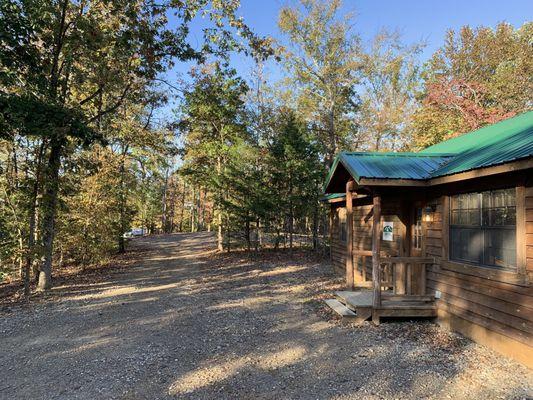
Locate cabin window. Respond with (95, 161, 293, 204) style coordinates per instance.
(413, 207, 423, 250)
(450, 188, 516, 270)
(340, 215, 347, 243)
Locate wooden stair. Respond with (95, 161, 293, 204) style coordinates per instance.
(329, 290, 437, 324)
(322, 291, 372, 323)
(324, 299, 357, 319)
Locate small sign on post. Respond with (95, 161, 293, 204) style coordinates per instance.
(383, 221, 393, 241)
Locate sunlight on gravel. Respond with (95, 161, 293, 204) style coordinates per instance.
(169, 346, 307, 395)
(68, 283, 180, 301)
(258, 265, 309, 276)
(169, 358, 247, 395)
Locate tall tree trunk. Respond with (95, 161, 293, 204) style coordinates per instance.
(326, 107, 336, 167)
(245, 215, 251, 252)
(190, 186, 196, 232)
(118, 146, 128, 253)
(18, 236, 25, 289)
(37, 138, 62, 291)
(256, 218, 262, 251)
(216, 156, 223, 251)
(288, 173, 293, 251)
(25, 139, 45, 294)
(168, 183, 175, 232)
(226, 216, 230, 253)
(198, 189, 204, 231)
(312, 201, 319, 250)
(288, 213, 293, 251)
(36, 0, 69, 290)
(217, 214, 223, 251)
(178, 181, 186, 232)
(32, 202, 41, 282)
(161, 167, 169, 233)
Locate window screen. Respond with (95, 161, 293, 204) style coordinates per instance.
(339, 209, 347, 243)
(413, 207, 423, 250)
(450, 189, 516, 270)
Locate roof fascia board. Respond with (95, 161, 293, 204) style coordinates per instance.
(358, 178, 428, 187)
(342, 151, 455, 157)
(428, 157, 533, 186)
(358, 158, 533, 188)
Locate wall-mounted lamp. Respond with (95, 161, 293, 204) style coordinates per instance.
(423, 204, 437, 222)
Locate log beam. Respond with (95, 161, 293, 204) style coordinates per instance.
(371, 193, 382, 324)
(345, 180, 356, 289)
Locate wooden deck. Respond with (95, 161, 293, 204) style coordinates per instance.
(331, 289, 437, 323)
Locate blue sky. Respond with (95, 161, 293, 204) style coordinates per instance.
(167, 0, 532, 85)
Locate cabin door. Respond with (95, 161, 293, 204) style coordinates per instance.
(406, 203, 425, 294)
(410, 204, 423, 257)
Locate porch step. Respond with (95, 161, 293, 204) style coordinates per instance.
(334, 290, 373, 323)
(324, 299, 356, 318)
(333, 290, 437, 322)
(335, 290, 373, 310)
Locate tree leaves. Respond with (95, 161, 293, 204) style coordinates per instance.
(0, 93, 101, 145)
(412, 22, 532, 149)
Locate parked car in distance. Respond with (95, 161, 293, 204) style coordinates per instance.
(123, 228, 145, 238)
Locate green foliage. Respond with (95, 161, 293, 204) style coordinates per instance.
(357, 31, 424, 151)
(269, 110, 322, 218)
(0, 0, 273, 289)
(278, 0, 361, 165)
(1, 0, 530, 289)
(0, 93, 100, 145)
(56, 148, 126, 265)
(179, 62, 250, 247)
(412, 22, 533, 149)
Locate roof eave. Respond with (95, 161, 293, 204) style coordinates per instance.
(323, 153, 360, 193)
(429, 156, 533, 185)
(358, 177, 428, 187)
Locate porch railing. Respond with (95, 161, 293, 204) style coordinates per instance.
(351, 251, 435, 305)
(379, 257, 435, 296)
(378, 257, 435, 305)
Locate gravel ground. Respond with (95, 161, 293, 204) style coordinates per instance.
(0, 232, 532, 400)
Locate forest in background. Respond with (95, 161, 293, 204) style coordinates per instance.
(0, 0, 531, 293)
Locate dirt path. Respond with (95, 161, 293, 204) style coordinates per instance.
(0, 233, 531, 400)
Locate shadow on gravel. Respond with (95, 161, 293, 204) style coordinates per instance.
(0, 232, 530, 400)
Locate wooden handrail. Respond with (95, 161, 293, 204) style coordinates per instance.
(353, 249, 389, 257)
(380, 257, 435, 264)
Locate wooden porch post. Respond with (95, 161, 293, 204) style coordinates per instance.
(371, 193, 382, 324)
(328, 207, 334, 248)
(395, 205, 407, 295)
(346, 180, 355, 290)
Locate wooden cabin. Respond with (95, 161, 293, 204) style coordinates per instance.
(323, 111, 533, 368)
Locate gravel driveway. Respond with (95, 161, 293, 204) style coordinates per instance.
(1, 232, 531, 400)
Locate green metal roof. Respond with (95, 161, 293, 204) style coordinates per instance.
(324, 152, 453, 189)
(324, 111, 533, 192)
(422, 111, 533, 177)
(346, 152, 453, 180)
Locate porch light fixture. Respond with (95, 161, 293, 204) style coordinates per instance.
(424, 204, 437, 222)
